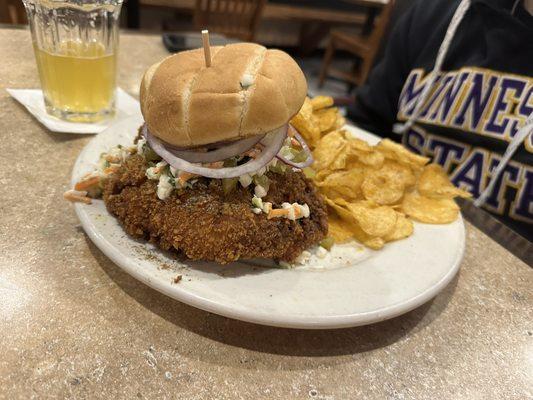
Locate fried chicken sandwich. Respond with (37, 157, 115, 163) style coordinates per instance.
(68, 42, 328, 264)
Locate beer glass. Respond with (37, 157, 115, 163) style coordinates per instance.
(23, 0, 123, 122)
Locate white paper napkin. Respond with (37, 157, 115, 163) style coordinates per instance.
(6, 88, 141, 134)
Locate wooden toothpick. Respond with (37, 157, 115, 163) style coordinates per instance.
(201, 30, 211, 67)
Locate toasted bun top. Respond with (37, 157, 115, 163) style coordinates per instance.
(139, 43, 307, 147)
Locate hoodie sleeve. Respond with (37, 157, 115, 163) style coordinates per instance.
(347, 1, 420, 138)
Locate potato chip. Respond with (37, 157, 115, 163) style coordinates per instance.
(299, 96, 314, 118)
(334, 113, 346, 130)
(345, 160, 366, 174)
(418, 164, 472, 199)
(344, 201, 398, 237)
(342, 219, 386, 250)
(316, 169, 364, 201)
(315, 169, 333, 182)
(342, 137, 385, 168)
(343, 134, 373, 150)
(362, 236, 386, 250)
(349, 150, 385, 168)
(376, 139, 429, 168)
(387, 161, 417, 188)
(402, 192, 459, 224)
(329, 197, 396, 237)
(313, 130, 347, 170)
(325, 197, 358, 225)
(361, 167, 405, 205)
(310, 95, 334, 111)
(320, 169, 365, 191)
(327, 205, 385, 250)
(319, 187, 347, 202)
(327, 151, 350, 171)
(328, 215, 355, 243)
(290, 98, 321, 148)
(315, 108, 339, 133)
(383, 213, 414, 242)
(291, 117, 320, 148)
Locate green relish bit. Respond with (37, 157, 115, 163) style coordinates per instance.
(319, 237, 335, 251)
(276, 261, 293, 269)
(223, 158, 238, 167)
(291, 149, 308, 163)
(269, 163, 287, 174)
(302, 167, 316, 179)
(251, 196, 263, 209)
(222, 178, 238, 195)
(253, 175, 270, 190)
(143, 146, 161, 162)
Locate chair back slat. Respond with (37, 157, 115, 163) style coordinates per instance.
(0, 0, 27, 24)
(318, 0, 396, 88)
(359, 0, 395, 83)
(194, 0, 266, 41)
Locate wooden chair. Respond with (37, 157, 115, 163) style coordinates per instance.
(193, 0, 266, 41)
(318, 0, 394, 88)
(0, 0, 27, 24)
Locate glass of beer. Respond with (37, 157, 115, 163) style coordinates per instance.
(23, 0, 123, 123)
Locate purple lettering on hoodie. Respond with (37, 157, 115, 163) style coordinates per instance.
(485, 77, 526, 137)
(453, 73, 498, 131)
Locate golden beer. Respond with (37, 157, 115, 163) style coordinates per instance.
(34, 41, 117, 122)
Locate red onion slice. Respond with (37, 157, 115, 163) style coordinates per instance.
(167, 134, 265, 163)
(275, 131, 314, 169)
(143, 124, 287, 179)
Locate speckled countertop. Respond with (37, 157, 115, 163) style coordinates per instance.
(0, 28, 531, 400)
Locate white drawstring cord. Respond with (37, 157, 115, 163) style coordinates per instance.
(511, 0, 521, 15)
(393, 0, 472, 135)
(474, 0, 533, 207)
(474, 112, 533, 207)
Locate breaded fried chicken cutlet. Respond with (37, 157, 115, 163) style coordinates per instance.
(102, 155, 327, 263)
(66, 39, 328, 265)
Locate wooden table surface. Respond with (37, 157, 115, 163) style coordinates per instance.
(0, 28, 531, 400)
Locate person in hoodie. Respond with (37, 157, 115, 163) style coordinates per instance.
(348, 0, 533, 240)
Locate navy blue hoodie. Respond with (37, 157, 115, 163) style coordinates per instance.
(349, 0, 533, 239)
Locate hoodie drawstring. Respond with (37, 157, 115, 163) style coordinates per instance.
(393, 0, 472, 136)
(474, 113, 533, 207)
(511, 0, 521, 15)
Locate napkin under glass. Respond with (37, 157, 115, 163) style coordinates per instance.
(7, 88, 141, 134)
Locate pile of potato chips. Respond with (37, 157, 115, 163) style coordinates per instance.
(291, 96, 345, 149)
(290, 96, 471, 250)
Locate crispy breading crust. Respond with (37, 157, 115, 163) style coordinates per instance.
(102, 155, 328, 264)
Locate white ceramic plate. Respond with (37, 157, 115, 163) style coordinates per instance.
(72, 115, 465, 329)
